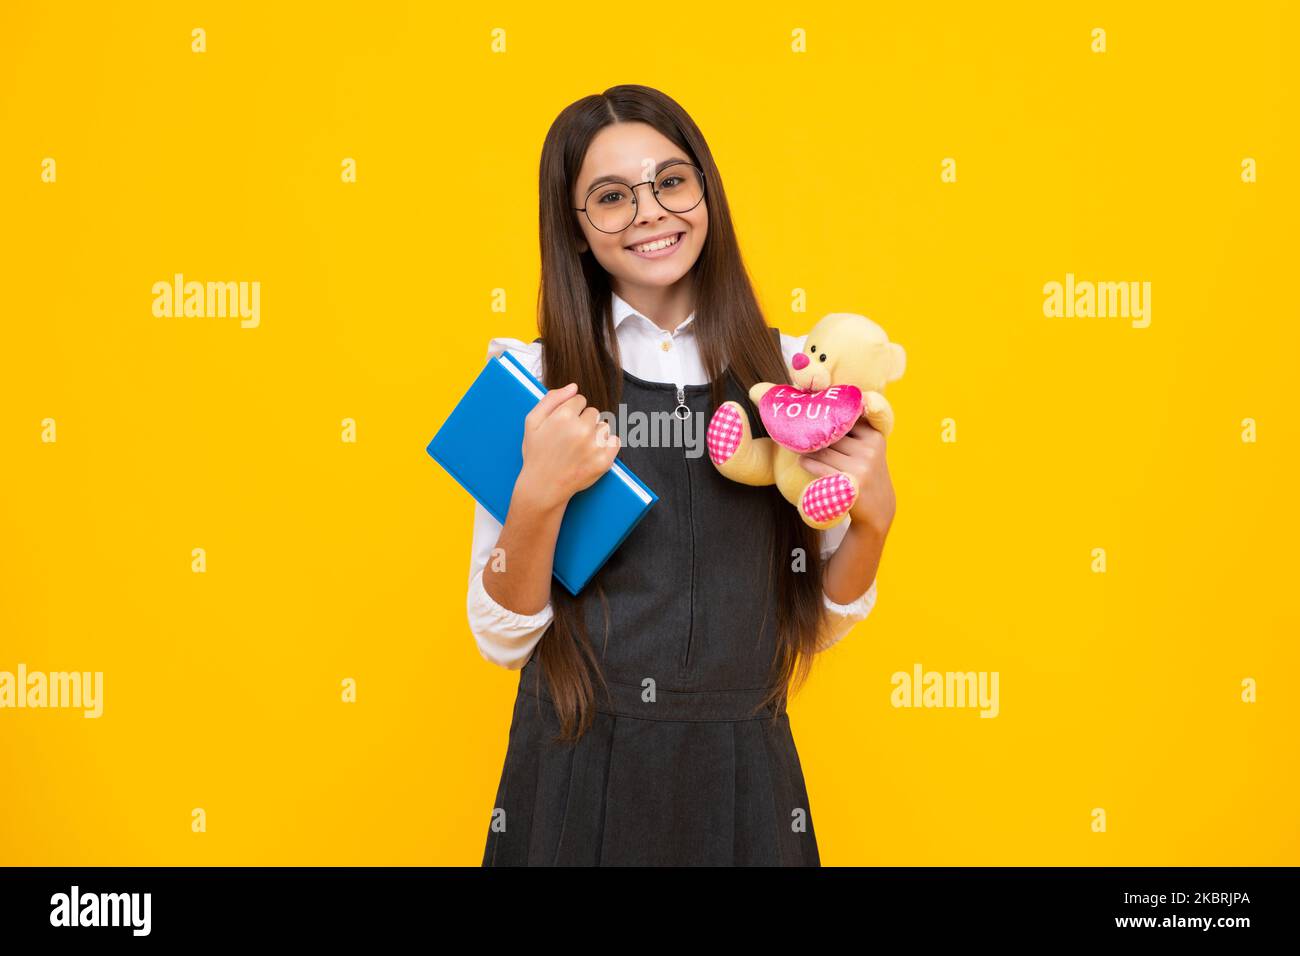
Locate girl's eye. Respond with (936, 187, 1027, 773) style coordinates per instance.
(658, 176, 683, 189)
(597, 189, 626, 205)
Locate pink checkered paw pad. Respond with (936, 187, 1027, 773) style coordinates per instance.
(707, 404, 744, 464)
(802, 473, 856, 523)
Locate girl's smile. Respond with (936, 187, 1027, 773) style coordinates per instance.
(624, 230, 685, 258)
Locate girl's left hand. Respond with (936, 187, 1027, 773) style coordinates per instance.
(797, 418, 896, 538)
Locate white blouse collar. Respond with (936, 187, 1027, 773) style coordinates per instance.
(611, 290, 696, 334)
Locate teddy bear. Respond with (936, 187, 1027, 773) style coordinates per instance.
(706, 312, 905, 530)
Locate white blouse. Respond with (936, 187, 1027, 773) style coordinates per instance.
(466, 290, 878, 669)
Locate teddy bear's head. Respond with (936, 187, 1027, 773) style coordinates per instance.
(788, 312, 906, 395)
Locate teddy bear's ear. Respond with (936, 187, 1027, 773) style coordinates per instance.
(886, 342, 906, 382)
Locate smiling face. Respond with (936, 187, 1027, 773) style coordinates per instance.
(572, 122, 708, 297)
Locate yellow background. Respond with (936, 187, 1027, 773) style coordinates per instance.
(1, 1, 1296, 865)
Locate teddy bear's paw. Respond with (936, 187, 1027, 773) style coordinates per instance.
(800, 472, 859, 526)
(863, 390, 894, 437)
(706, 401, 749, 465)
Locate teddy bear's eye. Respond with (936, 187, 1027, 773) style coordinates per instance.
(819, 354, 827, 362)
(809, 344, 815, 353)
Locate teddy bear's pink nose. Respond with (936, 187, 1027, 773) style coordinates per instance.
(791, 352, 810, 370)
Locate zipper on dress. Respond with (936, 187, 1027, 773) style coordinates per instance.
(679, 383, 696, 674)
(672, 384, 691, 421)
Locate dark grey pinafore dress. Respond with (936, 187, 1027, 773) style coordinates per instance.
(482, 335, 820, 866)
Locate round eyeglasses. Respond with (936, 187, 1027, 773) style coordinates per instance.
(573, 161, 706, 234)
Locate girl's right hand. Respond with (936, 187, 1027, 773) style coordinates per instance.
(516, 383, 621, 512)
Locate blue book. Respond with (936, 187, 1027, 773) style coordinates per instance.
(426, 349, 659, 596)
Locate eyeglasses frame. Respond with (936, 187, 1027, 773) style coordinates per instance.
(572, 161, 707, 234)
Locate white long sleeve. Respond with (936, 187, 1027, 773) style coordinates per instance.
(813, 516, 878, 653)
(465, 336, 553, 670)
(468, 505, 555, 670)
(464, 306, 879, 670)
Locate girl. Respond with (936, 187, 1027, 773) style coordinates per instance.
(468, 85, 895, 866)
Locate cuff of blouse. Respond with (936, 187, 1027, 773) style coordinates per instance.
(822, 575, 877, 615)
(816, 577, 878, 652)
(466, 569, 554, 669)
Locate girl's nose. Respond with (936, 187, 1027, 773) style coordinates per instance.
(791, 352, 810, 370)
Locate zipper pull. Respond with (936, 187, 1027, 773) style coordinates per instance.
(674, 384, 690, 421)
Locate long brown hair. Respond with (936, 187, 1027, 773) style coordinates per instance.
(531, 84, 828, 741)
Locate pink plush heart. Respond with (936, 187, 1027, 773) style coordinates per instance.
(758, 384, 863, 453)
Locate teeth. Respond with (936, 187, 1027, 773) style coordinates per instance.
(632, 233, 680, 253)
